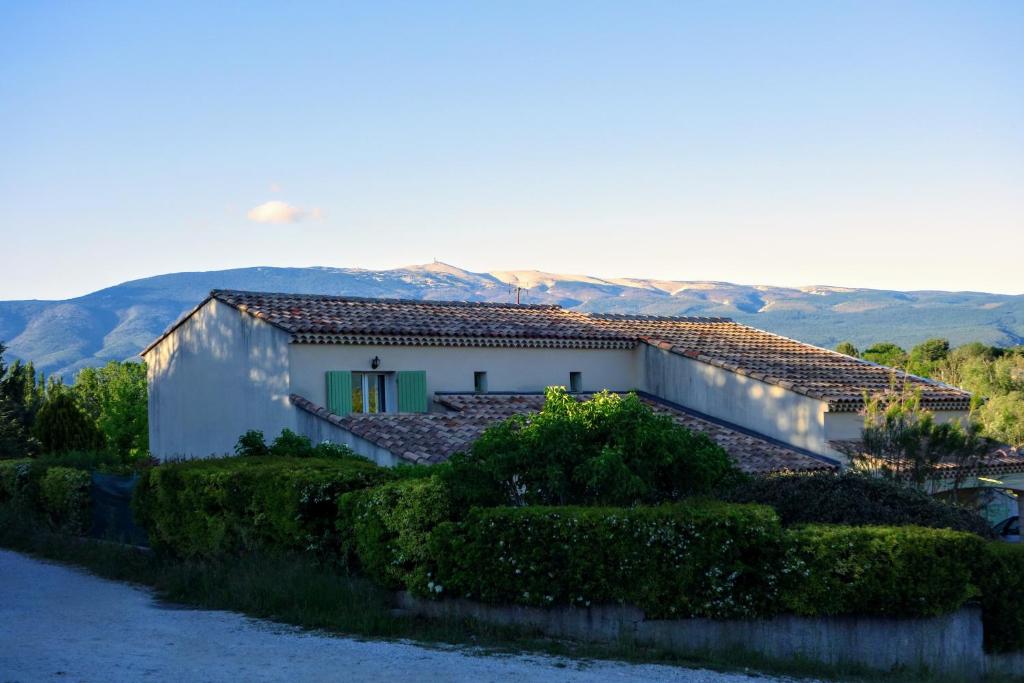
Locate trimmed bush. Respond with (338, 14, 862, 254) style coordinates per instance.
(0, 458, 33, 504)
(723, 471, 994, 538)
(338, 476, 453, 590)
(133, 455, 393, 558)
(447, 387, 742, 508)
(38, 466, 91, 534)
(783, 525, 983, 618)
(33, 450, 144, 476)
(429, 501, 790, 619)
(975, 541, 1024, 653)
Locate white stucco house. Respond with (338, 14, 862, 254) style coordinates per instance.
(138, 289, 1016, 484)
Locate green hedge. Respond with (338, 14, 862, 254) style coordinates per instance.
(338, 476, 453, 590)
(1, 459, 91, 534)
(133, 455, 393, 558)
(0, 458, 33, 504)
(976, 542, 1024, 653)
(428, 501, 790, 619)
(783, 525, 983, 618)
(38, 466, 92, 534)
(723, 471, 994, 538)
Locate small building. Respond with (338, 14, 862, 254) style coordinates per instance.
(141, 290, 974, 475)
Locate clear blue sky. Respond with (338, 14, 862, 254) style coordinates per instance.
(1, 1, 1021, 299)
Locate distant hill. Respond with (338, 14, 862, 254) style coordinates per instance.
(2, 262, 1022, 379)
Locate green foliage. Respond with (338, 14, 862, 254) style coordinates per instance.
(72, 361, 148, 457)
(861, 342, 907, 368)
(0, 458, 33, 504)
(975, 392, 1024, 447)
(235, 430, 270, 457)
(448, 387, 740, 507)
(0, 399, 34, 459)
(31, 449, 143, 476)
(133, 455, 393, 559)
(783, 525, 982, 618)
(339, 476, 453, 590)
(0, 342, 43, 458)
(975, 542, 1024, 653)
(32, 392, 105, 454)
(854, 338, 1024, 447)
(723, 471, 994, 538)
(269, 429, 316, 457)
(859, 387, 992, 490)
(906, 338, 951, 376)
(429, 501, 789, 619)
(38, 466, 92, 534)
(834, 341, 859, 357)
(255, 428, 361, 459)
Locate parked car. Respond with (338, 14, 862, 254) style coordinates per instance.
(992, 515, 1021, 543)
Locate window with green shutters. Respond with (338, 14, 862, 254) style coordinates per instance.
(396, 370, 428, 413)
(325, 371, 353, 415)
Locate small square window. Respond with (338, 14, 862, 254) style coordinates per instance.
(474, 371, 488, 394)
(569, 371, 582, 393)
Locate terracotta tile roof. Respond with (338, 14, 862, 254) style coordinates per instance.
(830, 440, 1024, 478)
(588, 314, 971, 412)
(144, 291, 971, 413)
(291, 392, 837, 474)
(211, 290, 632, 349)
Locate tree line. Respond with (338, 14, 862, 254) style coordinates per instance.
(0, 341, 147, 459)
(835, 338, 1024, 447)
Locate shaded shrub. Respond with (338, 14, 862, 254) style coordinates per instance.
(447, 387, 742, 508)
(338, 476, 453, 590)
(235, 430, 270, 457)
(723, 471, 994, 538)
(429, 501, 789, 619)
(783, 525, 982, 618)
(38, 466, 91, 534)
(0, 458, 33, 504)
(33, 449, 145, 476)
(234, 428, 360, 459)
(975, 542, 1024, 653)
(32, 393, 105, 454)
(133, 455, 393, 558)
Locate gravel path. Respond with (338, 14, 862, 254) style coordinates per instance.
(0, 549, 813, 682)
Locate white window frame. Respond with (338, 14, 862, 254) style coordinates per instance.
(352, 372, 392, 414)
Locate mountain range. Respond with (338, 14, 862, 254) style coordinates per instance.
(1, 262, 1022, 379)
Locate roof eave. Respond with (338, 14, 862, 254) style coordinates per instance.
(140, 294, 215, 357)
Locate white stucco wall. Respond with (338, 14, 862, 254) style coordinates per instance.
(824, 410, 969, 442)
(641, 344, 840, 458)
(288, 344, 642, 410)
(144, 299, 296, 459)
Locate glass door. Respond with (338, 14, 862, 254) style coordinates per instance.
(351, 372, 388, 413)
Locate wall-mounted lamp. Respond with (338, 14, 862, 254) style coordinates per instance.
(371, 356, 381, 370)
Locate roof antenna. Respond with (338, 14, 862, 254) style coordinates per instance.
(510, 285, 527, 305)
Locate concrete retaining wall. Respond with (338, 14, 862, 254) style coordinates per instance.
(398, 594, 1018, 677)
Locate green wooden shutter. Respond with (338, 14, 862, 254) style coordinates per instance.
(396, 370, 428, 413)
(326, 371, 353, 415)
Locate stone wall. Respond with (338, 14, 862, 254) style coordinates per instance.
(398, 593, 1017, 677)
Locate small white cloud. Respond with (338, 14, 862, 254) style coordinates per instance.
(247, 200, 306, 224)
